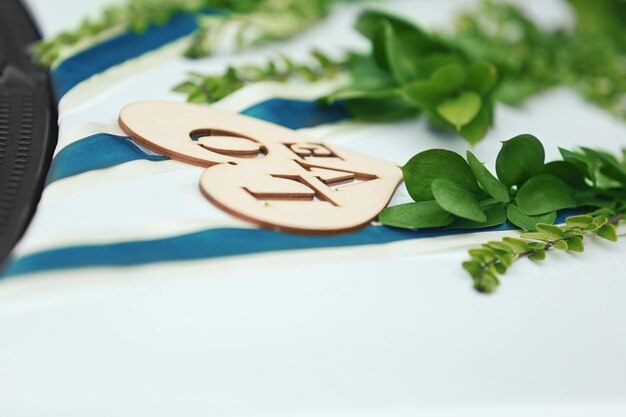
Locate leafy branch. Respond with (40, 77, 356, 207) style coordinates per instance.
(32, 0, 226, 68)
(464, 211, 623, 293)
(173, 51, 344, 103)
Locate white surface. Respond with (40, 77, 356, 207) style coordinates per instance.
(2, 1, 626, 416)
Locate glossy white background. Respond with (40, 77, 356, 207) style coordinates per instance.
(2, 1, 626, 416)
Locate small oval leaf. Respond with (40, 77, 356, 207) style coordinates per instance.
(467, 151, 510, 203)
(436, 91, 482, 129)
(450, 201, 506, 229)
(506, 204, 557, 231)
(378, 201, 454, 229)
(403, 149, 480, 202)
(515, 174, 576, 215)
(496, 134, 545, 186)
(431, 179, 487, 222)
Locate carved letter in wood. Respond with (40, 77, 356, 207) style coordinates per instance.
(119, 101, 402, 235)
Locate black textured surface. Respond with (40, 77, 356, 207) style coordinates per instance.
(0, 0, 57, 267)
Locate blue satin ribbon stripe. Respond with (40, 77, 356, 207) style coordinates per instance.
(46, 134, 168, 184)
(243, 98, 348, 130)
(2, 211, 577, 277)
(51, 12, 214, 99)
(45, 99, 348, 185)
(2, 224, 509, 277)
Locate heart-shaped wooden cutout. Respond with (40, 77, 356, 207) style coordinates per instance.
(119, 101, 402, 235)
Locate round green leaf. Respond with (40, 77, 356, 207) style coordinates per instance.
(436, 91, 482, 129)
(542, 161, 588, 189)
(466, 61, 498, 95)
(430, 64, 467, 92)
(378, 201, 454, 229)
(495, 134, 545, 186)
(515, 174, 576, 215)
(431, 179, 487, 222)
(506, 204, 557, 231)
(403, 64, 466, 109)
(459, 100, 493, 144)
(467, 151, 510, 203)
(450, 201, 506, 229)
(403, 149, 480, 201)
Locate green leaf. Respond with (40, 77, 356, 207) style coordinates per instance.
(581, 147, 626, 184)
(565, 215, 594, 229)
(559, 148, 595, 181)
(596, 223, 618, 241)
(450, 201, 506, 229)
(403, 149, 480, 202)
(503, 237, 531, 252)
(506, 204, 557, 231)
(535, 223, 564, 239)
(469, 248, 497, 262)
(429, 64, 467, 92)
(567, 236, 585, 252)
(575, 191, 617, 210)
(466, 61, 498, 94)
(495, 251, 513, 267)
(378, 201, 454, 229)
(436, 91, 482, 129)
(381, 21, 419, 84)
(495, 134, 545, 186)
(542, 161, 588, 189)
(515, 174, 576, 215)
(473, 271, 500, 293)
(402, 64, 466, 108)
(520, 232, 552, 242)
(552, 240, 569, 250)
(459, 101, 493, 144)
(528, 249, 547, 261)
(463, 260, 483, 277)
(172, 81, 198, 94)
(431, 179, 487, 222)
(467, 151, 510, 203)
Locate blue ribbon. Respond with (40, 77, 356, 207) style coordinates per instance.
(46, 99, 348, 184)
(52, 12, 212, 99)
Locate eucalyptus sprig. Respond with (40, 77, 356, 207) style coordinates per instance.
(173, 51, 344, 103)
(464, 210, 623, 293)
(379, 135, 626, 292)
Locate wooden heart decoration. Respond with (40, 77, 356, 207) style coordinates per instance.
(119, 101, 402, 235)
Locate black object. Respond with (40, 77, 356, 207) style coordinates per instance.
(0, 0, 57, 267)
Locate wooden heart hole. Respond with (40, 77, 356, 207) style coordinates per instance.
(190, 129, 267, 163)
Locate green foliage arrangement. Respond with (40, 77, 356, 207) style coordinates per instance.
(322, 10, 498, 144)
(378, 135, 626, 292)
(174, 0, 626, 143)
(452, 0, 626, 120)
(31, 0, 335, 68)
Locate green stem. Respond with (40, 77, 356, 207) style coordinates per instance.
(477, 212, 624, 278)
